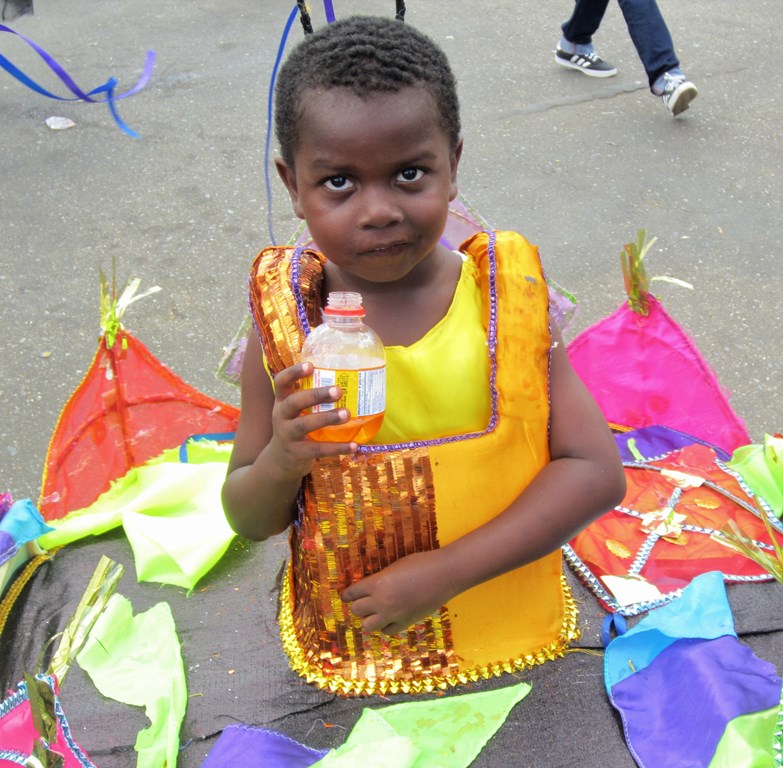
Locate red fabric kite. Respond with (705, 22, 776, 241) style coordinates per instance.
(39, 277, 239, 520)
(566, 440, 783, 616)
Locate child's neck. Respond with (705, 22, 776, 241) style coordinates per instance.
(323, 246, 463, 347)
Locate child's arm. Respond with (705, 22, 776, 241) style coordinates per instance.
(221, 331, 357, 541)
(341, 324, 626, 634)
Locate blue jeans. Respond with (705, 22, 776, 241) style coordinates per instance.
(561, 0, 680, 87)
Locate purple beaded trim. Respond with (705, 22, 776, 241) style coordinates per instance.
(291, 231, 501, 453)
(290, 245, 313, 335)
(247, 272, 260, 341)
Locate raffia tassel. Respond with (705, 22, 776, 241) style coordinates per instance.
(620, 229, 654, 316)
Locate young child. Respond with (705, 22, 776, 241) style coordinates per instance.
(222, 15, 626, 695)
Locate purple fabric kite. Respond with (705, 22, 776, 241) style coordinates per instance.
(604, 571, 782, 767)
(200, 724, 328, 768)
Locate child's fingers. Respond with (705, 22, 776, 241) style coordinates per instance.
(318, 441, 359, 457)
(345, 596, 373, 618)
(287, 384, 343, 416)
(361, 615, 389, 634)
(274, 365, 344, 421)
(301, 442, 357, 462)
(288, 405, 348, 438)
(272, 362, 312, 398)
(377, 620, 408, 636)
(348, 603, 405, 635)
(344, 596, 385, 633)
(340, 582, 368, 603)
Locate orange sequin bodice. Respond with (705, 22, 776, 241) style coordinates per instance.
(249, 231, 578, 695)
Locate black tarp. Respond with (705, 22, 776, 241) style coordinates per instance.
(2, 530, 781, 767)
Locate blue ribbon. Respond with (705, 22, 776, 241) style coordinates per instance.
(601, 613, 628, 648)
(264, 5, 300, 245)
(1, 24, 155, 137)
(265, 3, 346, 244)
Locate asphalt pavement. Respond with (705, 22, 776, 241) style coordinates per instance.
(2, 0, 781, 500)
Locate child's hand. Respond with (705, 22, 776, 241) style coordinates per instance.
(341, 550, 454, 635)
(268, 362, 357, 479)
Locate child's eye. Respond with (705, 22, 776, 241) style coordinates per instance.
(397, 168, 425, 183)
(323, 176, 353, 191)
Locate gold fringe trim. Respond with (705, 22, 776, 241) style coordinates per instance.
(278, 569, 580, 697)
(0, 551, 53, 639)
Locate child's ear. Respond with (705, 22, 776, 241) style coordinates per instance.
(275, 158, 305, 219)
(448, 137, 464, 201)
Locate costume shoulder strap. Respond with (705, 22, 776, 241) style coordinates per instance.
(248, 246, 326, 374)
(458, 230, 548, 338)
(459, 230, 545, 282)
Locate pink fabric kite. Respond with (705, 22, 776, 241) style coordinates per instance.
(0, 675, 96, 767)
(567, 231, 750, 455)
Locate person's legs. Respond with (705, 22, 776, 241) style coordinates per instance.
(615, 0, 696, 115)
(561, 0, 612, 47)
(616, 0, 679, 87)
(556, 0, 696, 113)
(655, 70, 698, 115)
(556, 0, 616, 77)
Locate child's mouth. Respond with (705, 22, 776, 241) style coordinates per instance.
(361, 242, 408, 257)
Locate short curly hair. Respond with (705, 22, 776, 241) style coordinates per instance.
(274, 15, 461, 167)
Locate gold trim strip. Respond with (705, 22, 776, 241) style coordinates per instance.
(278, 567, 580, 696)
(0, 552, 53, 639)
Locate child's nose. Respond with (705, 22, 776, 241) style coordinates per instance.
(357, 186, 404, 228)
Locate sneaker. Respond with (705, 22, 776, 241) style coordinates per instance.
(657, 72, 698, 116)
(555, 48, 617, 78)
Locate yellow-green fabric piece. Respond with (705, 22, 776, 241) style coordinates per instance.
(39, 442, 234, 589)
(313, 682, 532, 767)
(708, 704, 779, 768)
(77, 593, 187, 768)
(315, 731, 419, 767)
(729, 435, 783, 518)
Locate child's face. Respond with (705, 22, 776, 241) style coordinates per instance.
(276, 85, 462, 287)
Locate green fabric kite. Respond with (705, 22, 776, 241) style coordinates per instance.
(77, 593, 187, 768)
(39, 442, 234, 590)
(313, 682, 532, 767)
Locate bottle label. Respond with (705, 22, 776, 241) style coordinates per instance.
(309, 365, 386, 417)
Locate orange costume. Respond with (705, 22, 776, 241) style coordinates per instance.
(249, 230, 578, 695)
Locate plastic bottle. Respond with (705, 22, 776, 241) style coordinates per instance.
(300, 291, 386, 443)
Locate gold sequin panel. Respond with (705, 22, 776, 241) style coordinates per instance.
(289, 449, 459, 687)
(249, 246, 323, 372)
